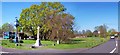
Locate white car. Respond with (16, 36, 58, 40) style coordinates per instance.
(110, 36, 115, 39)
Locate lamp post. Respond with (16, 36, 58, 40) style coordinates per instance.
(14, 17, 19, 46)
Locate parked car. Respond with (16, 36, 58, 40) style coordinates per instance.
(3, 32, 15, 39)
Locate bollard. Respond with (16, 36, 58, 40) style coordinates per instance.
(53, 43, 55, 46)
(31, 45, 36, 48)
(15, 43, 19, 46)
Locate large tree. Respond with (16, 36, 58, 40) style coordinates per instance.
(2, 23, 14, 32)
(108, 28, 116, 36)
(85, 30, 92, 37)
(81, 30, 86, 37)
(94, 24, 108, 37)
(18, 2, 75, 43)
(0, 27, 3, 37)
(93, 30, 98, 37)
(19, 2, 66, 36)
(47, 13, 74, 43)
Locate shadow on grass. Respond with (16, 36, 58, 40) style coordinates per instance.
(62, 39, 85, 44)
(71, 39, 84, 41)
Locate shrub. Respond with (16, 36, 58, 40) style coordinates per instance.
(19, 40, 24, 43)
(1, 42, 7, 45)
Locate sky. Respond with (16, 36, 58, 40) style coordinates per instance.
(1, 0, 120, 2)
(1, 2, 118, 32)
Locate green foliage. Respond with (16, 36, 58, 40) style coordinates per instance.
(94, 24, 108, 38)
(0, 27, 3, 37)
(19, 2, 75, 43)
(85, 30, 93, 37)
(2, 23, 14, 32)
(107, 28, 116, 36)
(0, 23, 14, 37)
(93, 30, 98, 37)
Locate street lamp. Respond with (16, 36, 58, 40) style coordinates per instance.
(14, 17, 19, 46)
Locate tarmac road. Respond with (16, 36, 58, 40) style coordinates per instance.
(82, 39, 118, 53)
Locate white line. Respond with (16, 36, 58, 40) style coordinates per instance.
(110, 48, 116, 53)
(116, 41, 118, 47)
(110, 40, 118, 53)
(0, 52, 9, 53)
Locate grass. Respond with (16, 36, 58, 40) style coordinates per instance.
(45, 37, 109, 49)
(1, 37, 110, 50)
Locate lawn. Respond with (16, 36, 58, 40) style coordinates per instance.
(46, 37, 110, 49)
(1, 37, 110, 50)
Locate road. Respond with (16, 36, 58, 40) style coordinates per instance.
(0, 38, 119, 55)
(82, 39, 118, 53)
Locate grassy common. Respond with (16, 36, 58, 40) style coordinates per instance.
(1, 37, 110, 50)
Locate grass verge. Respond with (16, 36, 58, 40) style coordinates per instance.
(1, 37, 109, 50)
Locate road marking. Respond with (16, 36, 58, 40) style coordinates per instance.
(110, 40, 117, 53)
(0, 52, 9, 53)
(110, 48, 116, 53)
(116, 41, 118, 46)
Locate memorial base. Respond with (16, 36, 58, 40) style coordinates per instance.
(34, 39, 41, 47)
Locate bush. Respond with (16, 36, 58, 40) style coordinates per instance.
(1, 42, 7, 45)
(19, 40, 24, 43)
(100, 38, 105, 42)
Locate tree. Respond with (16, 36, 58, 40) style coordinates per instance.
(74, 30, 79, 35)
(0, 27, 3, 37)
(93, 30, 98, 37)
(19, 2, 66, 37)
(46, 13, 74, 43)
(82, 30, 86, 37)
(19, 2, 75, 43)
(94, 24, 108, 37)
(108, 28, 116, 36)
(85, 30, 92, 37)
(2, 23, 14, 32)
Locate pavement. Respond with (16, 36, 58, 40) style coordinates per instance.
(1, 46, 88, 53)
(0, 37, 2, 40)
(0, 38, 119, 55)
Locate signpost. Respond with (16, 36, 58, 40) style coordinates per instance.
(14, 17, 19, 46)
